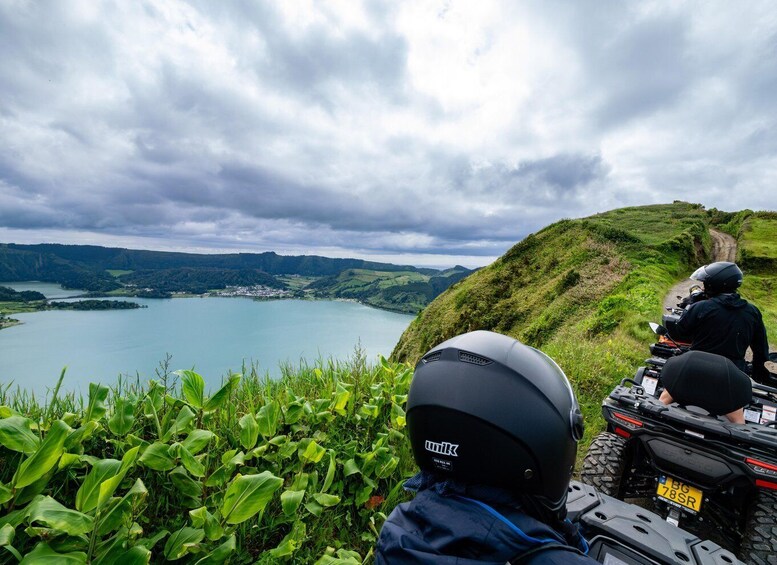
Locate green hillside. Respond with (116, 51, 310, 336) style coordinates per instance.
(0, 244, 470, 313)
(306, 267, 471, 313)
(732, 212, 777, 339)
(393, 202, 777, 445)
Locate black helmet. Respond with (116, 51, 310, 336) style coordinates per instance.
(690, 261, 743, 294)
(406, 330, 584, 513)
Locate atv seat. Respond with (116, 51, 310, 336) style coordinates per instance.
(661, 351, 751, 417)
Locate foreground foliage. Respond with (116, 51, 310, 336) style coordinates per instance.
(0, 354, 413, 563)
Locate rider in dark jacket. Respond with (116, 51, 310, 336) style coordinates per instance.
(376, 472, 592, 564)
(375, 331, 597, 564)
(676, 262, 770, 384)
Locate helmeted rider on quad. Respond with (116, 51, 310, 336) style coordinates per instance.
(676, 261, 770, 384)
(375, 330, 597, 564)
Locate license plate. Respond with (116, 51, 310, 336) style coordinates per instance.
(656, 475, 703, 512)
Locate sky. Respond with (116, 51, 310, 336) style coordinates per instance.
(1, 1, 776, 269)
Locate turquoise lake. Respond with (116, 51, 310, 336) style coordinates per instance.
(0, 283, 413, 396)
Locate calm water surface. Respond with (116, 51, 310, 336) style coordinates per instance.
(0, 283, 413, 396)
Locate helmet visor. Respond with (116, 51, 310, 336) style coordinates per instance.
(690, 266, 708, 281)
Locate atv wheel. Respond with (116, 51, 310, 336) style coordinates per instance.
(740, 490, 777, 565)
(580, 432, 628, 497)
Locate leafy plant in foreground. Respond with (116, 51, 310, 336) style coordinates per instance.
(0, 354, 413, 563)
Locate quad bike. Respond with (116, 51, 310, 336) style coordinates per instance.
(581, 323, 777, 564)
(565, 480, 741, 564)
(649, 284, 702, 358)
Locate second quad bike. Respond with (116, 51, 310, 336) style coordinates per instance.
(581, 324, 777, 564)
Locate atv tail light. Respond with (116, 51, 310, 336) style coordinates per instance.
(755, 480, 777, 491)
(614, 427, 631, 439)
(613, 412, 643, 430)
(746, 458, 777, 479)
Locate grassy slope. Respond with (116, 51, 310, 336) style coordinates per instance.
(737, 213, 777, 340)
(307, 269, 433, 313)
(393, 202, 714, 448)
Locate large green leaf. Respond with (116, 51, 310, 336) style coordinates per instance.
(0, 415, 39, 453)
(105, 545, 150, 565)
(193, 535, 236, 565)
(14, 420, 70, 489)
(321, 451, 336, 493)
(19, 542, 87, 564)
(343, 459, 360, 477)
(256, 400, 281, 438)
(64, 421, 100, 451)
(299, 440, 326, 464)
(391, 402, 406, 429)
(0, 508, 27, 529)
(96, 446, 140, 509)
(179, 370, 205, 409)
(189, 507, 223, 541)
(0, 523, 15, 546)
(0, 523, 20, 562)
(375, 453, 399, 479)
(138, 442, 174, 471)
(312, 493, 340, 508)
(203, 373, 241, 412)
(163, 526, 205, 561)
(58, 453, 82, 471)
(284, 401, 305, 424)
(97, 478, 147, 536)
(238, 413, 259, 450)
(0, 482, 12, 505)
(169, 467, 202, 508)
(179, 445, 206, 477)
(281, 489, 305, 516)
(314, 548, 362, 565)
(75, 458, 122, 512)
(27, 496, 94, 536)
(12, 470, 56, 506)
(162, 405, 196, 442)
(220, 471, 283, 525)
(84, 383, 110, 422)
(181, 429, 215, 455)
(331, 383, 351, 415)
(108, 396, 136, 436)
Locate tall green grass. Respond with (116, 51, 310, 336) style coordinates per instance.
(0, 349, 414, 564)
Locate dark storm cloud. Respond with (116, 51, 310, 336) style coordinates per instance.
(1, 1, 776, 266)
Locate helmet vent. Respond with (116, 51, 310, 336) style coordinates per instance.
(459, 351, 492, 366)
(422, 352, 441, 363)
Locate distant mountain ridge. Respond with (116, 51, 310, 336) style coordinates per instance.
(0, 243, 472, 313)
(2, 243, 438, 276)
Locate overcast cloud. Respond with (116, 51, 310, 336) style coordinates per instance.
(1, 0, 776, 267)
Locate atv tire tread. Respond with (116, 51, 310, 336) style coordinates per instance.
(580, 432, 627, 497)
(740, 490, 777, 565)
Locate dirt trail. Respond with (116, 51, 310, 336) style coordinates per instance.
(709, 229, 737, 262)
(662, 229, 775, 358)
(662, 229, 737, 311)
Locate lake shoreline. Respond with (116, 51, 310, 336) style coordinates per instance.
(0, 318, 21, 330)
(0, 287, 413, 395)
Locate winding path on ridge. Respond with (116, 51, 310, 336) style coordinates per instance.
(662, 229, 736, 311)
(662, 228, 776, 357)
